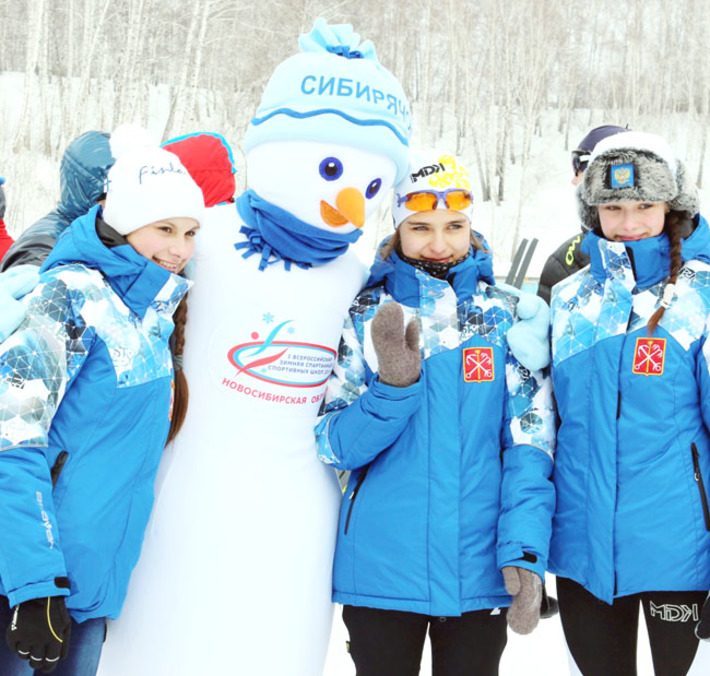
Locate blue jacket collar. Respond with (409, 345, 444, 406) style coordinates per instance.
(42, 205, 190, 318)
(582, 215, 710, 289)
(366, 245, 495, 306)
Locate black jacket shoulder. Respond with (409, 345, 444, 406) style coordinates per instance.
(537, 232, 589, 304)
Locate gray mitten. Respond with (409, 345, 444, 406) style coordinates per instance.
(371, 302, 420, 387)
(502, 566, 542, 635)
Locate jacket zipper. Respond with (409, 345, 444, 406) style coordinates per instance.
(344, 466, 370, 535)
(50, 451, 69, 488)
(691, 443, 710, 532)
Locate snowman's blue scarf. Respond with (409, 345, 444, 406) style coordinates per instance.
(235, 190, 363, 271)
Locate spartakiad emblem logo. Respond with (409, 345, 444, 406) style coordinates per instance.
(632, 337, 666, 376)
(226, 320, 335, 388)
(463, 347, 494, 382)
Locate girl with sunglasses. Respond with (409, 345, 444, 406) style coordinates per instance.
(550, 131, 710, 674)
(316, 151, 556, 675)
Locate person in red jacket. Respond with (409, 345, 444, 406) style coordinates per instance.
(0, 178, 13, 262)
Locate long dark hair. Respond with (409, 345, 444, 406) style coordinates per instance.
(166, 295, 189, 443)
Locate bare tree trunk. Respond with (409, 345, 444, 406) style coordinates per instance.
(14, 0, 46, 151)
(71, 0, 112, 139)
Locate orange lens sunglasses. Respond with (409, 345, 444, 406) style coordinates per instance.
(398, 189, 473, 212)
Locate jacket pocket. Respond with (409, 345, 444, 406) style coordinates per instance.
(344, 465, 370, 535)
(691, 444, 710, 532)
(50, 451, 69, 488)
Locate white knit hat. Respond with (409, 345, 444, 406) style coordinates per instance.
(103, 125, 205, 236)
(391, 150, 474, 228)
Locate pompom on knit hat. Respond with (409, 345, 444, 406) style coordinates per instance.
(578, 130, 700, 230)
(162, 132, 237, 208)
(103, 124, 205, 236)
(242, 18, 412, 183)
(392, 150, 474, 229)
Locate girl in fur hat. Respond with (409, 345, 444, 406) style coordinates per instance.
(549, 130, 710, 675)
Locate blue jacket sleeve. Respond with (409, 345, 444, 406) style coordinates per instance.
(496, 352, 556, 580)
(0, 273, 92, 605)
(316, 309, 422, 470)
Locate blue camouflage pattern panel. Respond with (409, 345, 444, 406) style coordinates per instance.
(318, 275, 555, 465)
(0, 265, 180, 450)
(552, 238, 710, 365)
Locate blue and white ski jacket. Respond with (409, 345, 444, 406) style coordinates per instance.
(316, 247, 556, 616)
(0, 205, 189, 621)
(550, 216, 710, 604)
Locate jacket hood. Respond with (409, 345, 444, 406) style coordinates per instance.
(42, 205, 189, 318)
(57, 131, 114, 222)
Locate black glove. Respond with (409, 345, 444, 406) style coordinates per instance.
(696, 594, 710, 640)
(6, 596, 71, 673)
(0, 181, 5, 220)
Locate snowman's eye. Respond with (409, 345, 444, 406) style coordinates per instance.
(319, 157, 343, 181)
(366, 178, 382, 199)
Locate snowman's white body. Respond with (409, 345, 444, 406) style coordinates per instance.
(97, 201, 366, 675)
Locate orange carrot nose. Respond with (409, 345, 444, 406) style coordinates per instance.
(335, 187, 365, 228)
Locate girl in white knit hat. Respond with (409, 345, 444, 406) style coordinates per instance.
(0, 126, 203, 676)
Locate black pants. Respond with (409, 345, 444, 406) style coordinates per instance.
(342, 605, 508, 676)
(557, 577, 708, 676)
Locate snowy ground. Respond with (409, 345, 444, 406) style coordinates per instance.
(323, 576, 656, 675)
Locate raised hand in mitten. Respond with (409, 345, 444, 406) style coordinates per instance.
(696, 594, 710, 640)
(502, 566, 543, 635)
(371, 302, 420, 387)
(6, 596, 71, 673)
(498, 283, 551, 371)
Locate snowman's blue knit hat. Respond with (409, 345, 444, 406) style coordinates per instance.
(243, 18, 412, 183)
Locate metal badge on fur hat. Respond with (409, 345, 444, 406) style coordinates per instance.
(242, 18, 412, 183)
(392, 151, 474, 228)
(577, 131, 699, 230)
(103, 125, 205, 235)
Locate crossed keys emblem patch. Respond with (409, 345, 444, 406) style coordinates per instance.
(463, 347, 494, 382)
(632, 337, 666, 376)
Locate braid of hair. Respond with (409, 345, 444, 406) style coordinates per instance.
(647, 212, 684, 336)
(167, 294, 189, 444)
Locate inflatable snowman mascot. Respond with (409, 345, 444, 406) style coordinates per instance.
(98, 19, 411, 676)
